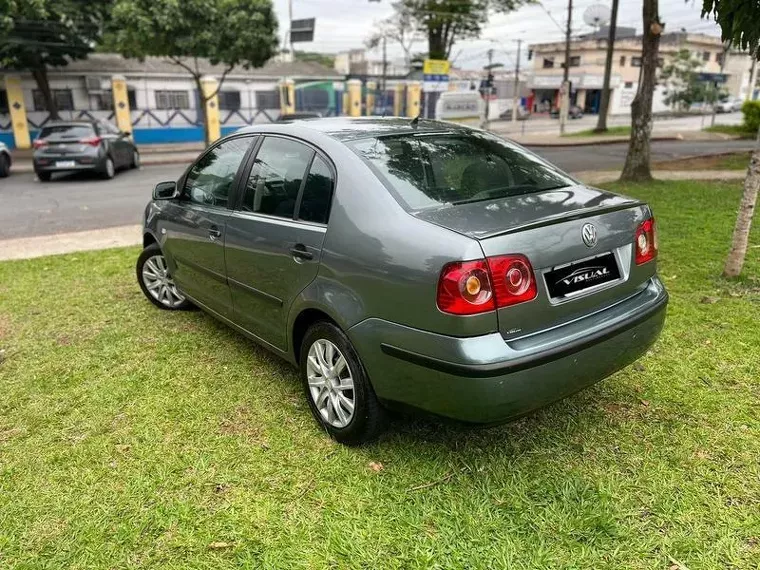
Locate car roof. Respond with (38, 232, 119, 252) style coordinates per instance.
(238, 116, 473, 142)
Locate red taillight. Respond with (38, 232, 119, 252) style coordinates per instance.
(33, 139, 48, 149)
(437, 260, 495, 315)
(437, 254, 537, 315)
(635, 217, 657, 265)
(487, 254, 538, 308)
(79, 136, 102, 147)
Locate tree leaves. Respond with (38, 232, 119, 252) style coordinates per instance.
(701, 0, 760, 59)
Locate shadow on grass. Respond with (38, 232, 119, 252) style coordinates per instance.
(185, 307, 644, 460)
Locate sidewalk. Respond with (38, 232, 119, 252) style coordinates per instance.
(0, 169, 745, 261)
(488, 126, 737, 147)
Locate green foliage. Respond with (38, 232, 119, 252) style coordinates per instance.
(294, 51, 335, 69)
(702, 0, 760, 59)
(741, 99, 760, 132)
(107, 0, 278, 75)
(398, 0, 528, 60)
(0, 0, 110, 69)
(661, 48, 724, 110)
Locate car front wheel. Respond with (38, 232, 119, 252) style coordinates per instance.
(131, 149, 140, 169)
(0, 154, 9, 178)
(300, 321, 387, 445)
(136, 244, 191, 310)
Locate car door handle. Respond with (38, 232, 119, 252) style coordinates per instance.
(290, 244, 313, 261)
(208, 227, 222, 241)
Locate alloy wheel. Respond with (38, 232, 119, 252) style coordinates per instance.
(306, 339, 355, 428)
(141, 254, 186, 308)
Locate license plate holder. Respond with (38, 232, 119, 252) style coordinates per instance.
(55, 160, 76, 168)
(545, 252, 621, 298)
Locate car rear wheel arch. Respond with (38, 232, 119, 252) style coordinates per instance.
(292, 308, 339, 364)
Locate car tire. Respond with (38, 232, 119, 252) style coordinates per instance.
(101, 156, 115, 180)
(300, 321, 387, 445)
(0, 154, 9, 178)
(136, 243, 192, 310)
(130, 149, 140, 169)
(36, 170, 51, 182)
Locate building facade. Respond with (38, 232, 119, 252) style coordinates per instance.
(0, 53, 342, 148)
(527, 31, 755, 115)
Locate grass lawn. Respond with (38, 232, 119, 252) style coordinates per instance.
(1, 181, 759, 569)
(565, 125, 631, 138)
(653, 151, 752, 171)
(703, 125, 756, 139)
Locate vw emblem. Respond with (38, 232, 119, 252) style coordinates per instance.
(581, 223, 597, 248)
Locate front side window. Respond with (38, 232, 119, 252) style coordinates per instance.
(184, 137, 252, 208)
(241, 137, 314, 218)
(351, 131, 573, 211)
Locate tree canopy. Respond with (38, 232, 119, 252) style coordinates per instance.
(396, 0, 527, 60)
(0, 0, 111, 118)
(702, 0, 760, 58)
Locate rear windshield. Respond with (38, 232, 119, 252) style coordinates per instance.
(39, 124, 95, 139)
(350, 131, 574, 210)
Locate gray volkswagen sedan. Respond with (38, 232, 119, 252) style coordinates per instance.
(137, 118, 667, 445)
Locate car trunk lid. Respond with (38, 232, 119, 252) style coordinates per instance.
(414, 185, 656, 339)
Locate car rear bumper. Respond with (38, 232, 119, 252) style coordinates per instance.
(348, 276, 668, 423)
(33, 153, 106, 172)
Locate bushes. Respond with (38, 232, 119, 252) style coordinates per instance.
(741, 100, 760, 133)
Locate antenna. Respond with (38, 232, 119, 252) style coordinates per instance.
(583, 3, 611, 31)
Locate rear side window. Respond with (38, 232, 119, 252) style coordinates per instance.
(298, 156, 334, 224)
(242, 137, 313, 219)
(350, 131, 573, 210)
(39, 124, 95, 139)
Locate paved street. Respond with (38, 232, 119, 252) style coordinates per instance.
(0, 138, 755, 240)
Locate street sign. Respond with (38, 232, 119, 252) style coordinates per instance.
(697, 72, 728, 84)
(290, 18, 315, 43)
(423, 59, 450, 93)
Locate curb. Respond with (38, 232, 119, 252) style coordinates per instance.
(506, 135, 684, 147)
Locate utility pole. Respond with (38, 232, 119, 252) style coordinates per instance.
(560, 0, 573, 135)
(485, 48, 493, 128)
(288, 0, 294, 61)
(711, 42, 729, 127)
(747, 58, 758, 101)
(512, 39, 522, 125)
(595, 0, 619, 132)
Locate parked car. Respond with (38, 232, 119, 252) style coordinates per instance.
(0, 142, 11, 177)
(715, 97, 743, 113)
(550, 105, 584, 119)
(276, 112, 322, 122)
(498, 107, 531, 121)
(137, 118, 668, 445)
(32, 120, 139, 181)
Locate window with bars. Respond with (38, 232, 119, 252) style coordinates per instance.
(0, 90, 8, 113)
(568, 56, 581, 67)
(619, 56, 626, 67)
(631, 57, 642, 67)
(255, 90, 280, 109)
(542, 58, 554, 69)
(33, 89, 75, 111)
(218, 91, 242, 110)
(155, 90, 190, 110)
(96, 89, 138, 111)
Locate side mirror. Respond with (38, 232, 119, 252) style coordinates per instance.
(153, 181, 178, 200)
(120, 130, 132, 138)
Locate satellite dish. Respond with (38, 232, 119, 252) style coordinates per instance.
(583, 3, 611, 30)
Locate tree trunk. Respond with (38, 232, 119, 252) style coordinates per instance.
(428, 26, 446, 60)
(30, 65, 59, 120)
(620, 0, 662, 182)
(595, 0, 619, 133)
(193, 75, 211, 147)
(723, 128, 760, 278)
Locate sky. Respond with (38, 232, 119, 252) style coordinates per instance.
(271, 0, 723, 70)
